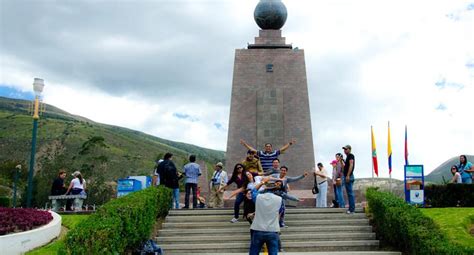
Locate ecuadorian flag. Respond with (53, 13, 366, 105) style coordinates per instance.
(388, 122, 392, 175)
(371, 126, 379, 177)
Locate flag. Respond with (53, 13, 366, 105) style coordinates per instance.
(371, 126, 379, 177)
(388, 122, 392, 175)
(405, 125, 409, 166)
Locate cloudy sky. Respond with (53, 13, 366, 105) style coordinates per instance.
(1, 0, 473, 180)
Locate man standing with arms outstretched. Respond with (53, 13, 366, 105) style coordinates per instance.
(343, 145, 356, 214)
(240, 139, 296, 171)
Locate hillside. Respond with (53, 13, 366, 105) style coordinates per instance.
(0, 96, 225, 207)
(425, 155, 474, 184)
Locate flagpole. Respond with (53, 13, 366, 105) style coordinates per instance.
(388, 121, 392, 193)
(371, 126, 375, 187)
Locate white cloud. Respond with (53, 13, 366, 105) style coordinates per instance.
(1, 0, 473, 180)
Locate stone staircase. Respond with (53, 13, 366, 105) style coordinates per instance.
(156, 207, 400, 255)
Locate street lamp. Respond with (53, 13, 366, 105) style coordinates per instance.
(26, 78, 44, 208)
(13, 164, 21, 208)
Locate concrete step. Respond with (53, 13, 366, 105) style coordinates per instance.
(165, 213, 367, 222)
(171, 252, 402, 255)
(162, 218, 369, 229)
(160, 240, 380, 253)
(158, 225, 373, 236)
(168, 208, 363, 216)
(156, 232, 376, 244)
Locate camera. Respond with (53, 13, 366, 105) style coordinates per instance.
(211, 178, 217, 182)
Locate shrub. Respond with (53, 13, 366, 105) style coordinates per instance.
(366, 188, 471, 254)
(0, 207, 53, 235)
(65, 186, 171, 254)
(425, 184, 474, 207)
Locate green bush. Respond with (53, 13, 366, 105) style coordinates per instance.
(425, 184, 474, 207)
(366, 188, 471, 254)
(64, 186, 172, 254)
(0, 196, 10, 207)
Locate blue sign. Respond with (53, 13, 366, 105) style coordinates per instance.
(404, 165, 424, 206)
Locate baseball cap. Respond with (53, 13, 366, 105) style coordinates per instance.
(216, 162, 224, 168)
(342, 145, 352, 150)
(72, 171, 81, 177)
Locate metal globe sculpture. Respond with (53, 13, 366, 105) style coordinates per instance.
(254, 0, 288, 30)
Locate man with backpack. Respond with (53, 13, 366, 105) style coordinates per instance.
(157, 152, 180, 209)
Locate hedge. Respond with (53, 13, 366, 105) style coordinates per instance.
(425, 184, 474, 207)
(366, 188, 471, 255)
(64, 186, 171, 254)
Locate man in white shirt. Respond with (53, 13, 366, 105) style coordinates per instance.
(249, 177, 283, 255)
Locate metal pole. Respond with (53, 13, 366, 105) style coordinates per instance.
(13, 166, 19, 207)
(26, 99, 39, 208)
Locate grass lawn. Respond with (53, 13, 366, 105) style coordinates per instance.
(27, 214, 89, 255)
(421, 208, 474, 249)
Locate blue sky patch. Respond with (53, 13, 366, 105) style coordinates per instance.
(436, 103, 447, 111)
(172, 112, 199, 122)
(434, 78, 464, 90)
(0, 85, 35, 100)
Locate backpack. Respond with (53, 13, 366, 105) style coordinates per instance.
(138, 239, 163, 255)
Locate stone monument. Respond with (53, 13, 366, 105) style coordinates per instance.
(226, 0, 315, 189)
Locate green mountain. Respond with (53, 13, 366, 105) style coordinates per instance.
(425, 155, 474, 184)
(0, 96, 225, 207)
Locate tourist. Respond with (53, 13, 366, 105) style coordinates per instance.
(248, 176, 283, 255)
(152, 159, 163, 186)
(50, 170, 70, 211)
(330, 160, 339, 208)
(208, 162, 227, 208)
(264, 159, 281, 176)
(243, 188, 256, 224)
(457, 155, 473, 184)
(450, 165, 462, 184)
(315, 163, 329, 208)
(156, 152, 180, 209)
(220, 163, 246, 223)
(343, 145, 356, 214)
(65, 171, 86, 211)
(240, 139, 296, 170)
(242, 150, 263, 175)
(183, 155, 201, 209)
(196, 186, 206, 208)
(334, 153, 345, 208)
(276, 165, 308, 228)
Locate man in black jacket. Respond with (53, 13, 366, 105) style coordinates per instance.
(51, 170, 72, 211)
(157, 152, 181, 209)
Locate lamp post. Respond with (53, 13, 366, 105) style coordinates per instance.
(13, 164, 21, 208)
(26, 78, 45, 208)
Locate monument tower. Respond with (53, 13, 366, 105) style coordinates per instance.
(226, 0, 315, 188)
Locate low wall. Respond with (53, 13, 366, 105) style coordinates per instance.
(0, 211, 62, 254)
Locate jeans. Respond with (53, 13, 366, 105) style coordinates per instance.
(316, 181, 328, 207)
(335, 184, 345, 208)
(249, 230, 280, 255)
(184, 183, 197, 208)
(171, 188, 180, 209)
(343, 175, 355, 212)
(234, 192, 245, 218)
(279, 199, 286, 227)
(462, 177, 472, 184)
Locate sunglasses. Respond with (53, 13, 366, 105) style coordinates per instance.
(237, 166, 243, 169)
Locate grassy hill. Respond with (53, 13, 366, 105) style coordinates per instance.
(425, 155, 474, 184)
(0, 96, 225, 207)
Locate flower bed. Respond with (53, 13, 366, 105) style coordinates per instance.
(0, 208, 53, 235)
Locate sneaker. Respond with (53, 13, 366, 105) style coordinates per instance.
(346, 210, 354, 214)
(230, 218, 239, 223)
